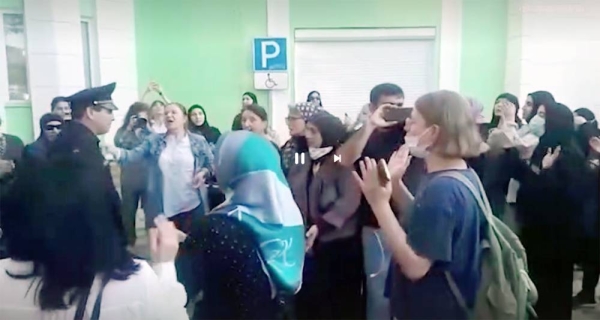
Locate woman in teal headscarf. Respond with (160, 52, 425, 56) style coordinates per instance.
(182, 130, 305, 319)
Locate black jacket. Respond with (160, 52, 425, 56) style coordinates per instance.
(44, 121, 125, 242)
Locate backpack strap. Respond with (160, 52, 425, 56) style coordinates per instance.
(444, 271, 470, 315)
(434, 170, 492, 319)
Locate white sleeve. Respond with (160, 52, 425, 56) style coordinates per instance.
(142, 261, 189, 320)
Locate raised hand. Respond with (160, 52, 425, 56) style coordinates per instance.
(369, 104, 400, 129)
(542, 146, 561, 169)
(388, 145, 412, 180)
(352, 158, 392, 207)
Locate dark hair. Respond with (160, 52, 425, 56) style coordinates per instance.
(242, 92, 258, 105)
(574, 108, 596, 123)
(0, 155, 139, 312)
(369, 83, 404, 104)
(531, 102, 579, 165)
(526, 91, 555, 123)
(119, 102, 150, 131)
(576, 122, 600, 157)
(307, 111, 347, 148)
(490, 93, 521, 128)
(243, 104, 268, 122)
(306, 91, 323, 106)
(41, 171, 138, 310)
(50, 96, 68, 111)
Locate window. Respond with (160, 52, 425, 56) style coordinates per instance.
(81, 21, 92, 88)
(3, 13, 29, 101)
(294, 28, 437, 120)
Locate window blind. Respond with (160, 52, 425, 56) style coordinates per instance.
(294, 38, 437, 121)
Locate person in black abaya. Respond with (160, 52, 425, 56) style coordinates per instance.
(509, 102, 586, 319)
(188, 105, 221, 145)
(522, 91, 555, 123)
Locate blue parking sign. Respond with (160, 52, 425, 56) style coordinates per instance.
(253, 38, 287, 72)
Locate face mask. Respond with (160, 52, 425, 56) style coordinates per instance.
(574, 115, 587, 127)
(309, 146, 333, 160)
(528, 115, 545, 137)
(404, 128, 431, 158)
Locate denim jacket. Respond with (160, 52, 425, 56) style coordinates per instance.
(119, 132, 214, 227)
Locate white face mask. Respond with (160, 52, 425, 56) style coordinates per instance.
(528, 115, 545, 137)
(404, 128, 431, 158)
(574, 115, 587, 127)
(309, 146, 333, 160)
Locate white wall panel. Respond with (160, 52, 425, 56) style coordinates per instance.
(95, 0, 138, 142)
(506, 0, 600, 115)
(26, 21, 83, 55)
(24, 0, 85, 136)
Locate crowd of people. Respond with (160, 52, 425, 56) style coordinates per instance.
(0, 78, 597, 320)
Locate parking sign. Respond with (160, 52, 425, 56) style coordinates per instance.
(253, 38, 287, 72)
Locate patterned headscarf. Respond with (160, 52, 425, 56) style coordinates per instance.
(212, 131, 305, 295)
(290, 102, 322, 121)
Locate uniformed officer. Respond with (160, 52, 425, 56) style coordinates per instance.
(44, 82, 126, 244)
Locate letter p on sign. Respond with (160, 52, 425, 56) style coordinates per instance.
(253, 38, 287, 72)
(261, 41, 280, 69)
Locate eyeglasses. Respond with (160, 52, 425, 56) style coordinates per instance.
(45, 124, 62, 131)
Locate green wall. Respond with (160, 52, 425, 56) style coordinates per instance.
(80, 0, 94, 18)
(0, 0, 23, 10)
(0, 0, 31, 142)
(460, 0, 508, 116)
(5, 106, 33, 142)
(134, 0, 268, 131)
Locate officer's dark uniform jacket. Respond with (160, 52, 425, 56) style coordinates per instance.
(44, 120, 126, 244)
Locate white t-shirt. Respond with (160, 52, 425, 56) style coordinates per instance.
(0, 259, 188, 320)
(159, 134, 200, 217)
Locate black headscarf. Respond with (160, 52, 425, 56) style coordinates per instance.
(26, 113, 64, 160)
(526, 91, 555, 123)
(306, 111, 347, 162)
(531, 102, 581, 166)
(306, 90, 323, 107)
(188, 104, 221, 144)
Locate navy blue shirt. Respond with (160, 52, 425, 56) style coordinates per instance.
(390, 169, 484, 320)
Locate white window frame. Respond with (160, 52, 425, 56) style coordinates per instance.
(80, 17, 100, 88)
(0, 9, 30, 125)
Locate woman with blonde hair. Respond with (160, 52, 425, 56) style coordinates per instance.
(108, 102, 214, 303)
(354, 90, 486, 319)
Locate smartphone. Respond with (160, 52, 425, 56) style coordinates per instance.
(383, 107, 412, 123)
(377, 160, 391, 186)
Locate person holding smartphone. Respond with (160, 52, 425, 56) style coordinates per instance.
(114, 102, 153, 248)
(336, 83, 426, 320)
(353, 90, 486, 320)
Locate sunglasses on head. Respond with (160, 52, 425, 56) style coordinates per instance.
(45, 124, 62, 131)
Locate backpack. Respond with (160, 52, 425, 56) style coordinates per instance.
(437, 170, 538, 320)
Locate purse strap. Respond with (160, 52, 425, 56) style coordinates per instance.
(74, 274, 111, 320)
